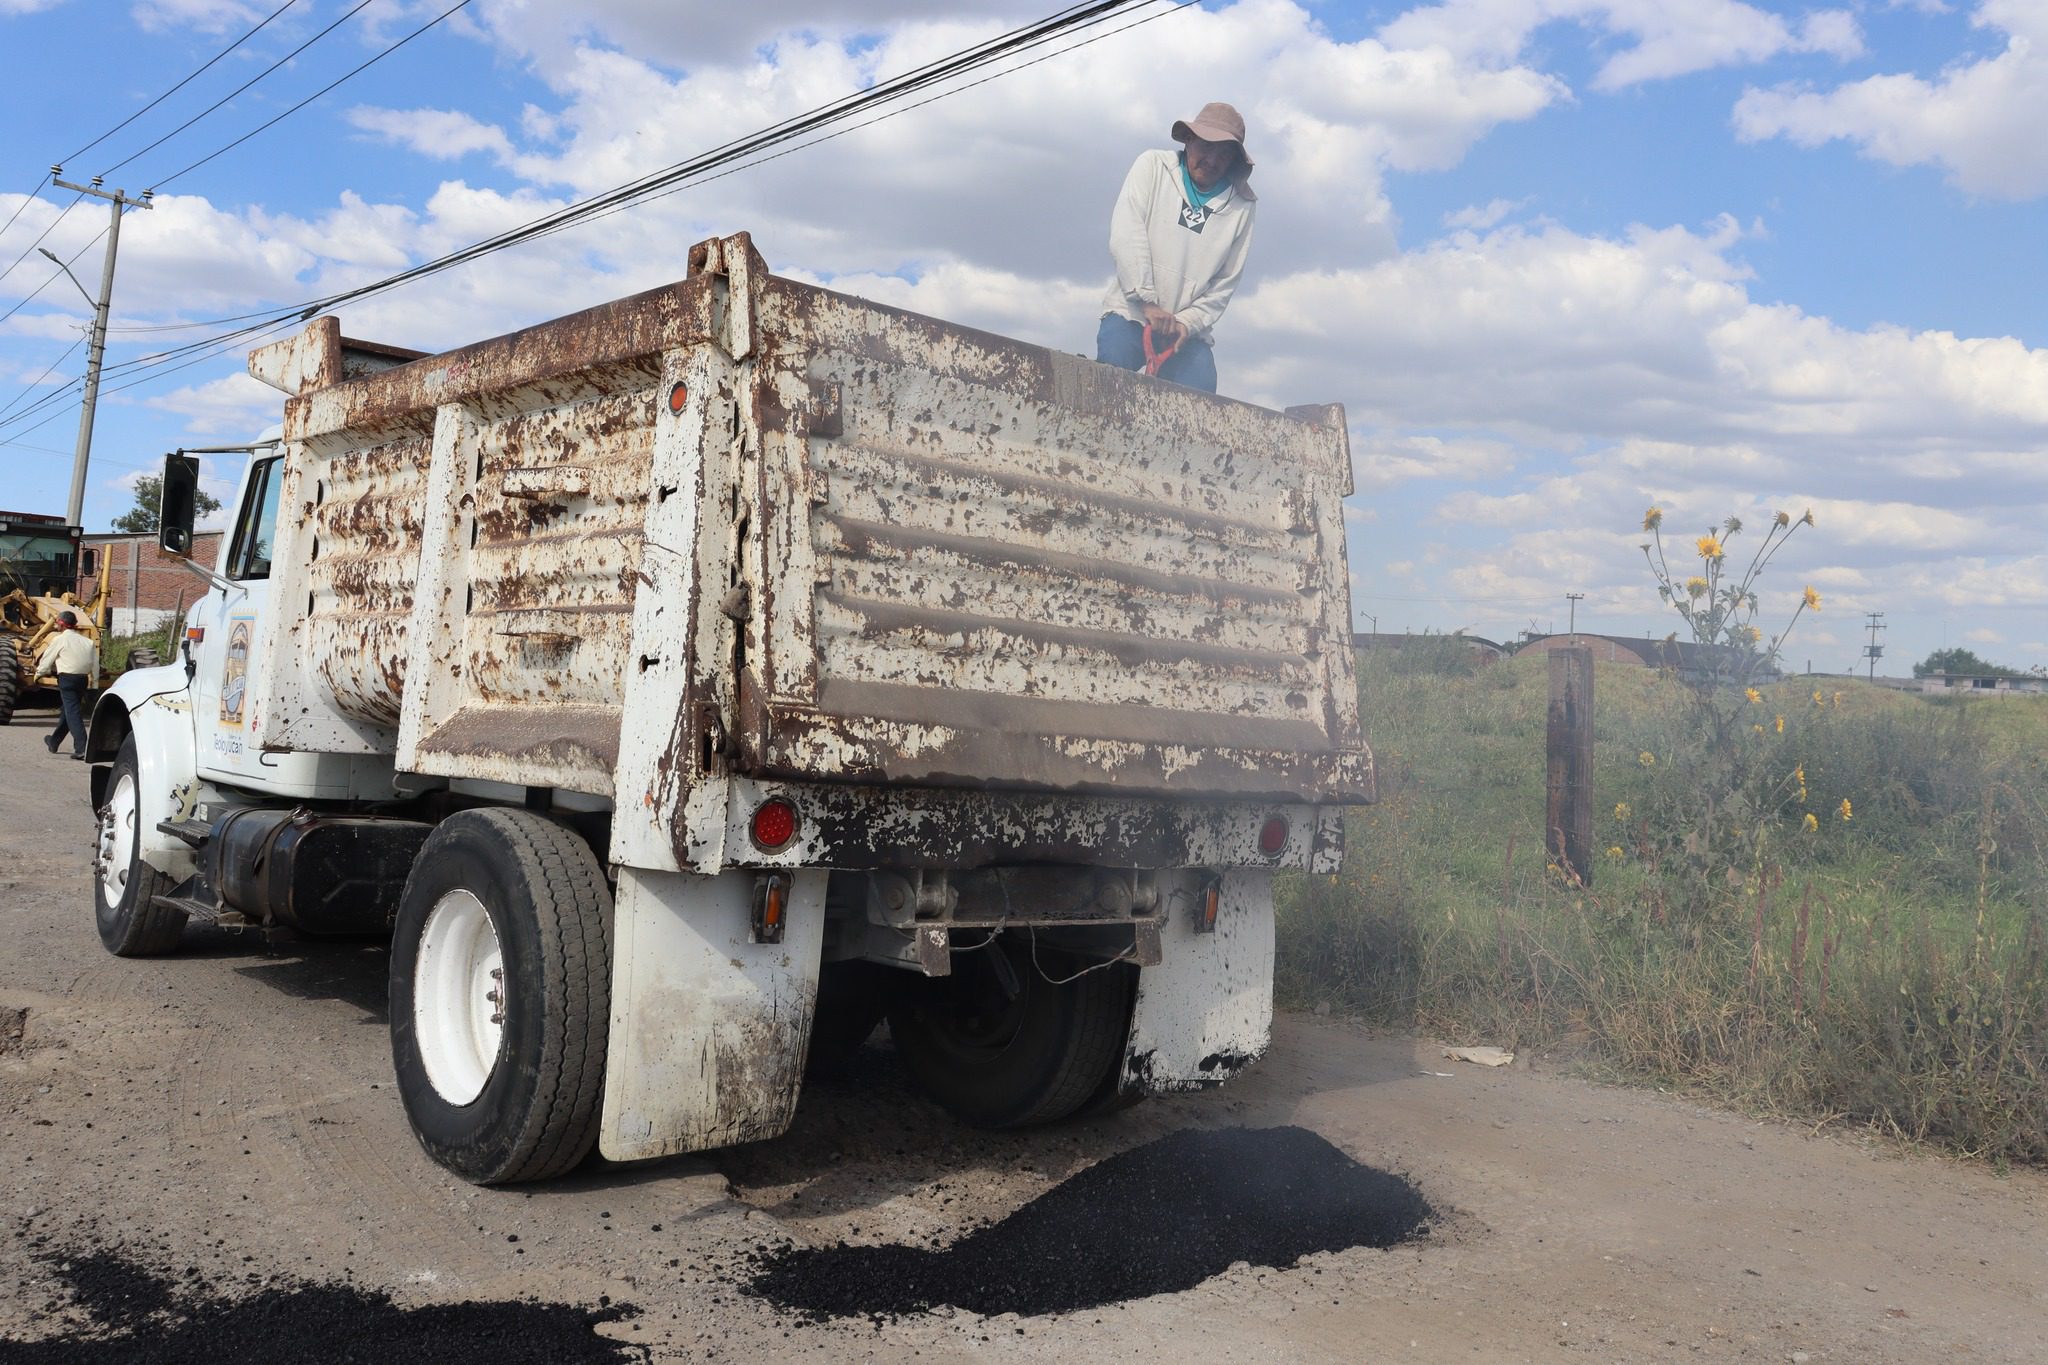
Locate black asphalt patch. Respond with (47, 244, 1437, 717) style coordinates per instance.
(2, 1242, 641, 1364)
(746, 1124, 1432, 1320)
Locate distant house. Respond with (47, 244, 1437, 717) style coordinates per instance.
(1910, 672, 2048, 697)
(79, 531, 225, 635)
(1514, 632, 1780, 684)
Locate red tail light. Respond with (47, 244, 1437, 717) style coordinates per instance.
(1258, 816, 1289, 856)
(751, 798, 797, 851)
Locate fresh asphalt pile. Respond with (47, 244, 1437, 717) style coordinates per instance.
(747, 1125, 1434, 1320)
(1, 1233, 642, 1365)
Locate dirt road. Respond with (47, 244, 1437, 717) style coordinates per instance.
(3, 715, 2045, 1362)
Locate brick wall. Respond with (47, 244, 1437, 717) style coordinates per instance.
(79, 533, 225, 634)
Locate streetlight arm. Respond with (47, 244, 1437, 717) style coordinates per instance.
(36, 247, 95, 308)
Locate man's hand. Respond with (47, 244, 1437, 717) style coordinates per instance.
(1140, 304, 1186, 346)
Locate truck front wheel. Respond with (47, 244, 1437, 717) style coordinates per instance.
(388, 809, 612, 1184)
(93, 738, 186, 956)
(887, 933, 1135, 1128)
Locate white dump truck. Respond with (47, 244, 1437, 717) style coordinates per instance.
(86, 233, 1373, 1183)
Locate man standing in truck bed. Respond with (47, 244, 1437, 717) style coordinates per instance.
(1096, 101, 1257, 394)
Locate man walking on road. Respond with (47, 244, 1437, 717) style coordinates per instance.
(37, 611, 95, 760)
(1096, 101, 1257, 394)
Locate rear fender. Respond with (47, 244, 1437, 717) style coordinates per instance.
(86, 669, 201, 879)
(598, 866, 826, 1161)
(1120, 868, 1276, 1093)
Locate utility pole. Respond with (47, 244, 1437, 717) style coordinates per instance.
(46, 168, 152, 530)
(1565, 592, 1585, 637)
(1862, 610, 1886, 680)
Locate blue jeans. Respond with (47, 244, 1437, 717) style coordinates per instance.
(50, 674, 88, 756)
(1095, 314, 1218, 393)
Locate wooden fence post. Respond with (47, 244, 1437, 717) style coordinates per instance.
(1546, 646, 1595, 885)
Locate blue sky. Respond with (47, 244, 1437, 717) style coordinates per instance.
(2, 0, 2043, 674)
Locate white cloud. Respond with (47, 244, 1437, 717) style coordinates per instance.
(1443, 197, 1527, 230)
(1965, 627, 2005, 643)
(1733, 1, 2048, 199)
(1380, 0, 1862, 91)
(130, 0, 262, 34)
(346, 107, 516, 163)
(139, 371, 279, 437)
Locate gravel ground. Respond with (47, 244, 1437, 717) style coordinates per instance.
(4, 713, 2048, 1362)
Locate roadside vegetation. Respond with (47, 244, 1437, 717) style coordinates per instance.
(1281, 510, 2048, 1164)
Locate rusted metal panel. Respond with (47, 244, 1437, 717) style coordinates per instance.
(711, 775, 1338, 872)
(249, 231, 1371, 846)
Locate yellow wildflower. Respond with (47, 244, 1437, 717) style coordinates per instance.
(1638, 751, 1656, 767)
(1801, 508, 1816, 526)
(1839, 798, 1853, 822)
(1743, 625, 1762, 644)
(1803, 585, 1821, 611)
(1696, 533, 1724, 561)
(1812, 689, 1824, 706)
(1752, 724, 1765, 736)
(1832, 691, 1842, 707)
(1685, 576, 1709, 598)
(1605, 846, 1625, 862)
(1614, 802, 1631, 821)
(1775, 714, 1785, 734)
(1802, 813, 1818, 833)
(1642, 506, 1663, 531)
(1773, 510, 1791, 527)
(1795, 764, 1805, 783)
(1745, 687, 1762, 704)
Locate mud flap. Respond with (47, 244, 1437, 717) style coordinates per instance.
(598, 865, 826, 1161)
(1119, 868, 1275, 1093)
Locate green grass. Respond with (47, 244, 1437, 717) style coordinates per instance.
(1278, 651, 2048, 1163)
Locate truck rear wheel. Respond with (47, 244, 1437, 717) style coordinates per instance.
(887, 934, 1135, 1129)
(93, 738, 186, 956)
(388, 809, 612, 1184)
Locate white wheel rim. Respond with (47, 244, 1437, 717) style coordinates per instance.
(413, 890, 505, 1107)
(98, 773, 137, 905)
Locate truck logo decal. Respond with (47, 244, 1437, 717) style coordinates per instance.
(220, 615, 254, 726)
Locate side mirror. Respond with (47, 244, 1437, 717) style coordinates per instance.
(79, 546, 99, 577)
(160, 453, 200, 556)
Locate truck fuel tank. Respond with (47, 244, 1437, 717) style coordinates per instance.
(205, 808, 431, 936)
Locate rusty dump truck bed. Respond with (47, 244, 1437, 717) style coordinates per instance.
(250, 232, 1373, 817)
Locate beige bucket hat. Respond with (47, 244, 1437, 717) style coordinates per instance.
(1171, 101, 1254, 175)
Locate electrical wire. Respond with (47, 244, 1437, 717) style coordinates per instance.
(0, 224, 107, 334)
(7, 1, 1182, 420)
(98, 0, 381, 180)
(151, 0, 476, 191)
(0, 182, 43, 243)
(0, 190, 85, 290)
(0, 336, 83, 422)
(58, 0, 302, 168)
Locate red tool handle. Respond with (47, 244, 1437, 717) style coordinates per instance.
(1143, 322, 1182, 377)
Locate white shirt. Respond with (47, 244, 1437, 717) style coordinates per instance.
(39, 629, 97, 678)
(1100, 148, 1257, 344)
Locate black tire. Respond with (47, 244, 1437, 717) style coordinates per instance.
(887, 933, 1135, 1129)
(805, 960, 892, 1079)
(388, 808, 612, 1184)
(126, 646, 161, 670)
(93, 737, 187, 956)
(0, 637, 17, 725)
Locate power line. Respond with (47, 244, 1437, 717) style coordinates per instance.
(0, 224, 108, 332)
(98, 0, 381, 180)
(152, 0, 475, 191)
(0, 335, 83, 422)
(58, 0, 302, 168)
(0, 190, 85, 289)
(97, 1, 1163, 364)
(0, 182, 43, 243)
(9, 1, 1178, 424)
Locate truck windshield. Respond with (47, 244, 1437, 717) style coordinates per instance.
(227, 457, 285, 581)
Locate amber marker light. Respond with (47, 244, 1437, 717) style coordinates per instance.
(1197, 878, 1222, 934)
(667, 382, 688, 414)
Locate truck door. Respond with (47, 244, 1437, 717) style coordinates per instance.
(191, 455, 283, 784)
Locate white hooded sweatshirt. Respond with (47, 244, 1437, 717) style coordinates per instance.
(1100, 148, 1256, 345)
